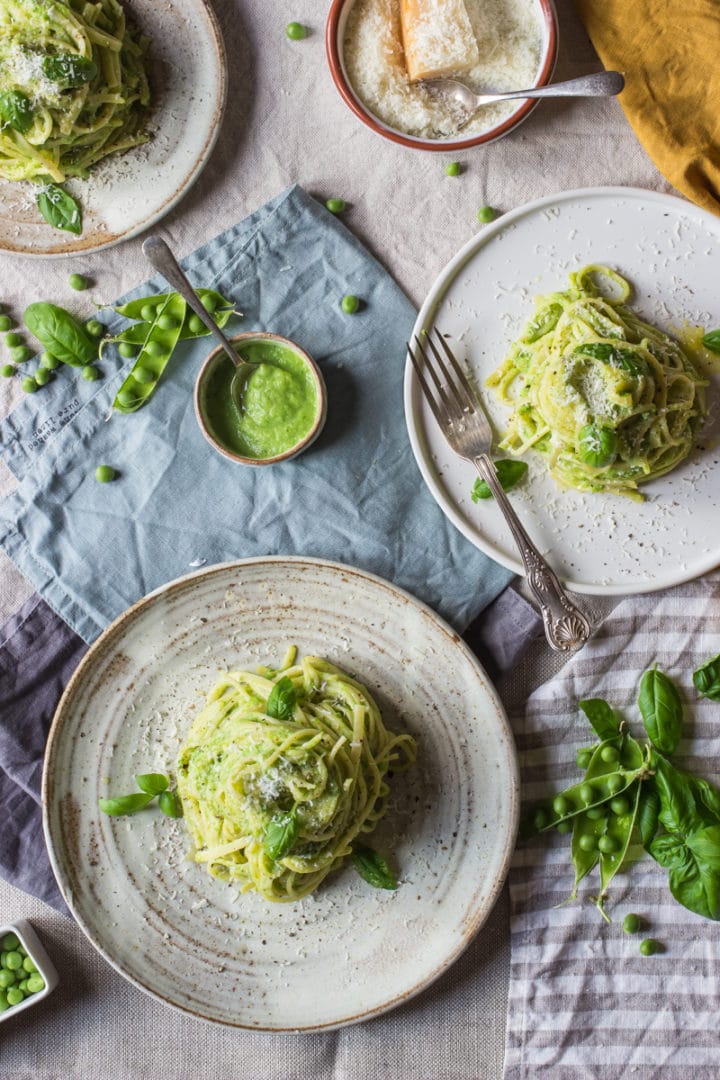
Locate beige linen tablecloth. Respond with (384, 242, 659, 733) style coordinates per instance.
(0, 0, 673, 1075)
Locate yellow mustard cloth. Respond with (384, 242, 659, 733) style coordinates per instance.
(574, 0, 720, 217)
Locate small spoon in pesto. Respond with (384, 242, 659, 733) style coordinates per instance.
(142, 235, 252, 412)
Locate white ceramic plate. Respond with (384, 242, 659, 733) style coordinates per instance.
(42, 558, 518, 1030)
(0, 0, 226, 257)
(404, 187, 720, 596)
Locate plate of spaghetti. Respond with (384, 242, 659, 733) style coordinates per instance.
(0, 0, 226, 255)
(42, 557, 519, 1029)
(404, 187, 720, 596)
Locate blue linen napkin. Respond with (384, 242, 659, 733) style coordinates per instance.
(0, 185, 514, 642)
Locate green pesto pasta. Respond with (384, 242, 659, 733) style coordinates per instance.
(486, 265, 708, 500)
(177, 649, 416, 903)
(0, 0, 151, 184)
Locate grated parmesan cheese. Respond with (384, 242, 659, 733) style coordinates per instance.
(344, 0, 543, 139)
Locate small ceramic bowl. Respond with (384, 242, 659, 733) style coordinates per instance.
(325, 0, 558, 152)
(0, 919, 59, 1022)
(194, 332, 327, 466)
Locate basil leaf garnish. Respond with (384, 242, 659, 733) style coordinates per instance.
(693, 653, 720, 701)
(266, 676, 297, 721)
(578, 699, 621, 741)
(135, 772, 169, 795)
(99, 792, 154, 816)
(651, 830, 720, 921)
(637, 783, 661, 847)
(652, 753, 697, 834)
(574, 342, 648, 377)
(471, 459, 528, 502)
(264, 808, 298, 860)
(158, 790, 183, 818)
(0, 90, 33, 133)
(638, 667, 683, 754)
(702, 330, 720, 355)
(36, 184, 82, 236)
(42, 54, 98, 88)
(352, 845, 397, 890)
(23, 302, 96, 366)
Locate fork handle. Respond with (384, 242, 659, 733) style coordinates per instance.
(474, 455, 592, 652)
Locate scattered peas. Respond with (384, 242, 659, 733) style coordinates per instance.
(21, 377, 38, 394)
(640, 938, 661, 956)
(610, 796, 631, 817)
(325, 198, 346, 214)
(576, 748, 593, 769)
(601, 746, 620, 763)
(81, 365, 100, 381)
(34, 368, 51, 386)
(341, 295, 360, 314)
(477, 205, 496, 224)
(86, 319, 104, 338)
(0, 934, 46, 1011)
(598, 834, 620, 854)
(445, 162, 461, 177)
(0, 315, 13, 332)
(140, 304, 157, 322)
(40, 352, 59, 369)
(5, 332, 22, 348)
(156, 315, 177, 330)
(118, 342, 138, 359)
(134, 367, 155, 385)
(1, 363, 15, 377)
(95, 465, 116, 483)
(286, 21, 308, 39)
(11, 346, 32, 363)
(68, 273, 88, 291)
(623, 913, 641, 934)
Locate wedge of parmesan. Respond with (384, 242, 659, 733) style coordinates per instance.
(399, 0, 480, 82)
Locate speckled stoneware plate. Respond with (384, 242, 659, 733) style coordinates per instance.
(405, 187, 720, 596)
(0, 0, 226, 257)
(43, 557, 519, 1031)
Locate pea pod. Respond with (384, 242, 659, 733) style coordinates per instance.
(568, 809, 607, 900)
(112, 293, 185, 413)
(114, 289, 235, 335)
(594, 779, 642, 921)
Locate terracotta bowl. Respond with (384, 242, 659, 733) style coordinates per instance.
(325, 0, 558, 152)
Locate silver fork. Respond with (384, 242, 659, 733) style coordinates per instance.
(408, 329, 592, 653)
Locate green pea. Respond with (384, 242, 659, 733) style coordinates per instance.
(639, 938, 661, 956)
(22, 955, 37, 973)
(81, 365, 100, 381)
(600, 746, 620, 763)
(201, 294, 218, 313)
(68, 273, 88, 291)
(579, 783, 594, 804)
(6, 986, 24, 1005)
(325, 198, 346, 214)
(116, 388, 138, 407)
(5, 951, 23, 971)
(605, 774, 623, 795)
(145, 340, 166, 358)
(134, 366, 155, 385)
(34, 368, 51, 386)
(623, 913, 641, 934)
(586, 806, 605, 820)
(187, 314, 204, 334)
(40, 352, 59, 369)
(532, 808, 549, 831)
(576, 748, 593, 769)
(610, 796, 631, 816)
(86, 319, 104, 338)
(5, 332, 22, 347)
(11, 346, 32, 363)
(118, 342, 138, 359)
(18, 978, 28, 993)
(477, 205, 496, 224)
(445, 162, 461, 177)
(578, 424, 618, 469)
(26, 974, 44, 993)
(341, 295, 360, 314)
(140, 304, 157, 322)
(1, 363, 15, 377)
(0, 315, 14, 332)
(552, 795, 570, 816)
(0, 970, 15, 988)
(156, 314, 177, 330)
(556, 820, 572, 834)
(286, 21, 308, 39)
(598, 834, 620, 854)
(21, 376, 37, 394)
(578, 834, 597, 852)
(95, 465, 117, 483)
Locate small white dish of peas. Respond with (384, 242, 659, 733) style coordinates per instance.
(0, 919, 58, 1020)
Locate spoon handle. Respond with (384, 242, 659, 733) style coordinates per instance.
(478, 70, 624, 104)
(142, 236, 241, 367)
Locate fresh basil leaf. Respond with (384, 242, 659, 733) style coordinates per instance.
(637, 783, 661, 847)
(702, 330, 720, 355)
(668, 849, 720, 920)
(653, 753, 698, 834)
(36, 184, 82, 235)
(0, 90, 33, 133)
(42, 54, 97, 88)
(158, 790, 183, 819)
(264, 808, 298, 860)
(689, 775, 720, 823)
(99, 792, 154, 816)
(648, 833, 687, 870)
(135, 772, 169, 795)
(638, 667, 683, 754)
(266, 676, 297, 721)
(574, 341, 648, 376)
(24, 302, 96, 366)
(579, 698, 620, 741)
(352, 845, 397, 890)
(693, 653, 720, 701)
(471, 459, 528, 502)
(686, 825, 720, 871)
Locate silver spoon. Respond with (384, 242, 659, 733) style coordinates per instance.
(428, 69, 624, 112)
(142, 235, 252, 412)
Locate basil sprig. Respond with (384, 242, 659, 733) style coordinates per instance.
(99, 771, 183, 819)
(24, 301, 96, 366)
(36, 184, 82, 236)
(264, 808, 299, 860)
(574, 341, 648, 377)
(352, 845, 397, 890)
(99, 792, 154, 816)
(471, 459, 528, 502)
(702, 330, 720, 355)
(42, 54, 98, 88)
(638, 667, 683, 754)
(579, 698, 621, 741)
(266, 676, 297, 721)
(693, 653, 720, 701)
(0, 90, 33, 133)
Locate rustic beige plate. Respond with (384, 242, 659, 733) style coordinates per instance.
(43, 558, 519, 1030)
(0, 0, 226, 257)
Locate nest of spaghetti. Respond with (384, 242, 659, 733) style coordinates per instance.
(487, 265, 708, 500)
(176, 652, 416, 902)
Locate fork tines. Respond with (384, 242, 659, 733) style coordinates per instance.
(406, 327, 476, 425)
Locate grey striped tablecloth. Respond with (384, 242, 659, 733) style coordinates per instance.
(505, 572, 720, 1079)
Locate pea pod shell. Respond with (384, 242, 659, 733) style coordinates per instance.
(568, 810, 605, 899)
(115, 289, 233, 325)
(596, 780, 642, 917)
(532, 739, 645, 833)
(112, 293, 186, 413)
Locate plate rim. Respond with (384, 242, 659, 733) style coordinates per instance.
(42, 555, 520, 1031)
(0, 0, 228, 259)
(403, 185, 720, 597)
